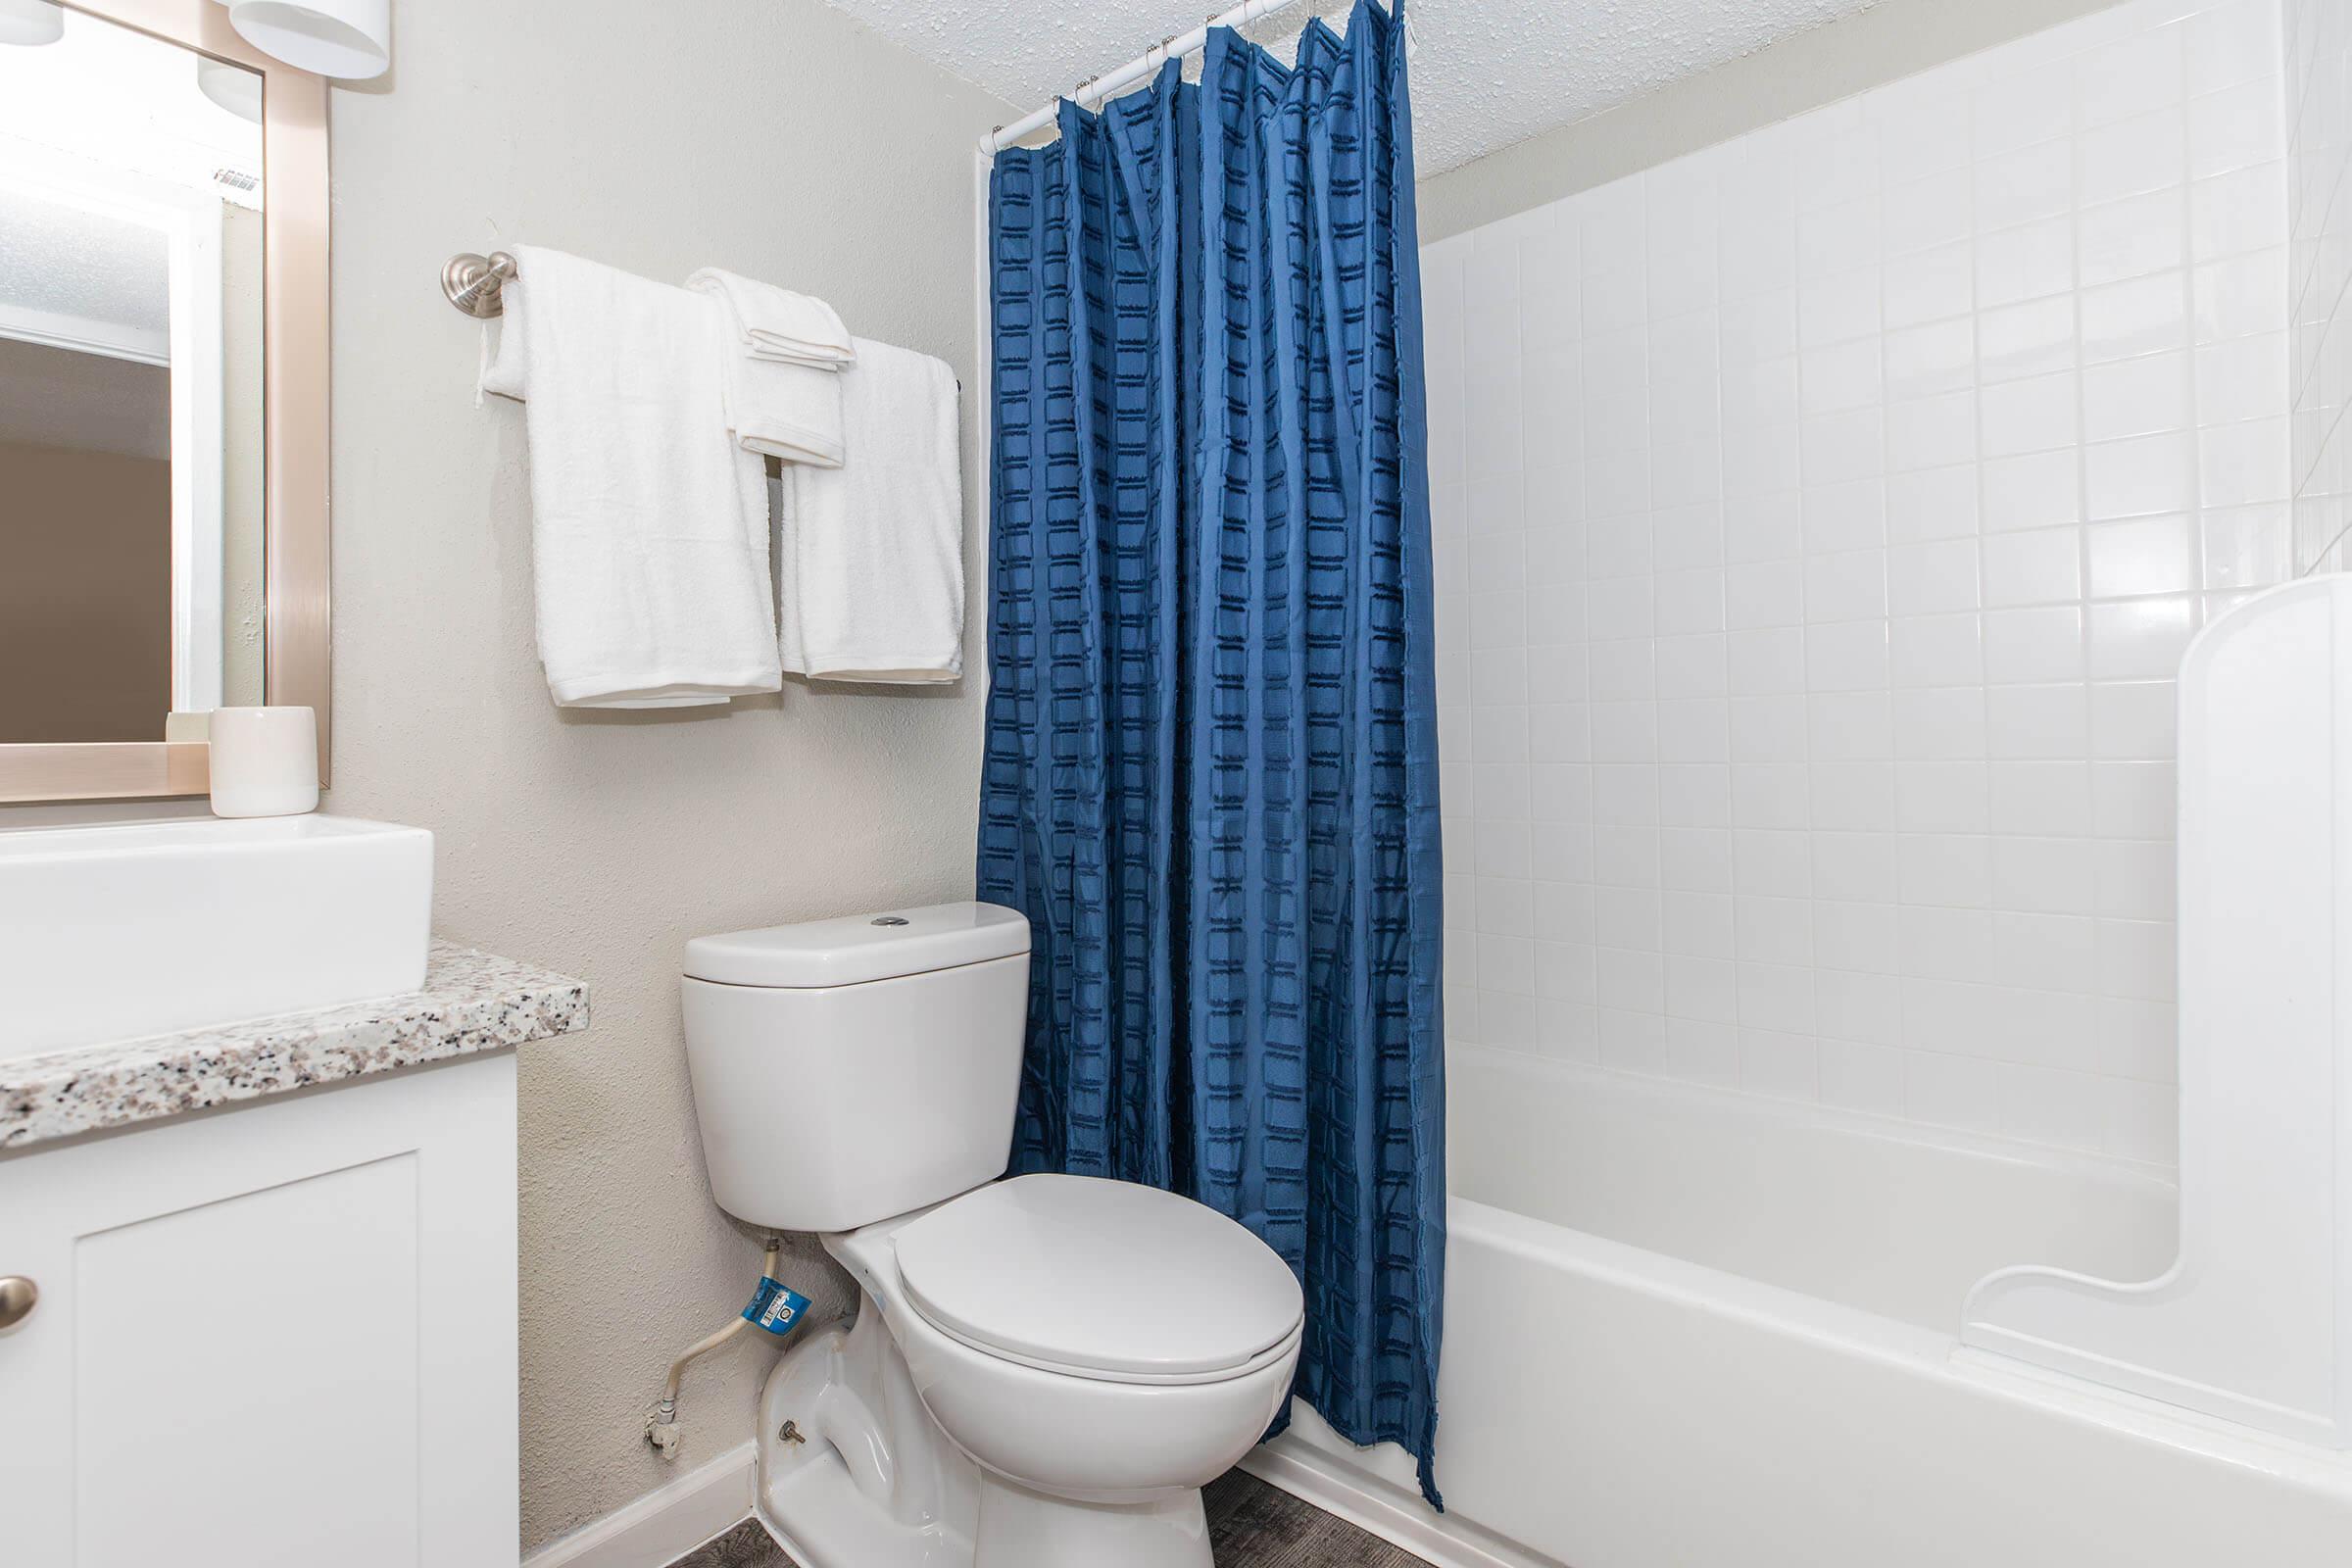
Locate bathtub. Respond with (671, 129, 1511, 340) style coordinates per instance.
(1244, 1045, 2352, 1568)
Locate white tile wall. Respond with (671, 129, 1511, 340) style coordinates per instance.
(2285, 0, 2352, 567)
(1421, 0, 2294, 1167)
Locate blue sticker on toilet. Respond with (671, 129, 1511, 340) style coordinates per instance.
(743, 1276, 811, 1339)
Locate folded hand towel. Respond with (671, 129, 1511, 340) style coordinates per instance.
(684, 277, 846, 468)
(481, 245, 781, 709)
(684, 268, 857, 368)
(778, 337, 962, 684)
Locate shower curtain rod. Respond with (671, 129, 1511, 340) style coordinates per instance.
(979, 0, 1317, 155)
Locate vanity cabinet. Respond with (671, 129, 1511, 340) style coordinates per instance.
(0, 1054, 520, 1567)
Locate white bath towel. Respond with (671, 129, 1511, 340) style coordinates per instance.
(684, 267, 857, 368)
(685, 275, 846, 467)
(778, 337, 963, 683)
(480, 245, 780, 709)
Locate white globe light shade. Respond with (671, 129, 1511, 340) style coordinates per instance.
(0, 0, 64, 47)
(198, 56, 264, 122)
(225, 0, 388, 79)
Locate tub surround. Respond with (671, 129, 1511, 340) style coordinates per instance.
(1424, 0, 2291, 1164)
(1964, 577, 2352, 1446)
(2285, 0, 2352, 569)
(0, 940, 587, 1151)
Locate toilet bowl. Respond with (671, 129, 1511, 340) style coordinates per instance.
(680, 903, 1304, 1568)
(822, 1175, 1302, 1567)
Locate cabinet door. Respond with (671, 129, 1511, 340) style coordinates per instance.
(0, 1052, 518, 1567)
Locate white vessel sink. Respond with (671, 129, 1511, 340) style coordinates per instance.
(0, 815, 433, 1060)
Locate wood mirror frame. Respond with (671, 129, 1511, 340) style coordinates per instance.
(0, 0, 328, 804)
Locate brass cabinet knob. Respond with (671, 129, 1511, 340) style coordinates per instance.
(0, 1277, 36, 1329)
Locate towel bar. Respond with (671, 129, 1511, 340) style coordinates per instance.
(442, 251, 516, 318)
(442, 254, 962, 393)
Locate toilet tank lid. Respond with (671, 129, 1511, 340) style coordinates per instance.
(684, 902, 1030, 989)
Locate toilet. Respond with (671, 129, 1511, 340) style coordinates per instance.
(681, 902, 1304, 1568)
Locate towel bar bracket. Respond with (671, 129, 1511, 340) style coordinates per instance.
(444, 250, 517, 318)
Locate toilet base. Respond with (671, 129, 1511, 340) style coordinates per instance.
(974, 1471, 1211, 1568)
(754, 1301, 1222, 1568)
(756, 1313, 977, 1568)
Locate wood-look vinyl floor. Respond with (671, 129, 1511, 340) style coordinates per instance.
(1204, 1468, 1439, 1567)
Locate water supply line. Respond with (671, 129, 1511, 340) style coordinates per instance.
(645, 1236, 785, 1460)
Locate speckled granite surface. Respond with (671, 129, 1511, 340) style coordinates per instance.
(0, 940, 588, 1152)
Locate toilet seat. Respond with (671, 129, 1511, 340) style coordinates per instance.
(892, 1174, 1304, 1388)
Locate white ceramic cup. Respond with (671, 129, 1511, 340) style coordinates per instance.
(208, 707, 320, 818)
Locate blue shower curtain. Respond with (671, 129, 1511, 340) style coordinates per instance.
(977, 0, 1446, 1505)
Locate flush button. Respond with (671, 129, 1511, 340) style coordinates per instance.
(869, 916, 909, 927)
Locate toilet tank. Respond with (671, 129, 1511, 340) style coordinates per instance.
(681, 902, 1031, 1232)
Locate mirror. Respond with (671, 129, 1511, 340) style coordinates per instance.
(0, 0, 265, 746)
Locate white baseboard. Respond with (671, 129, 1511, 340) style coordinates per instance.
(1240, 1433, 1551, 1568)
(523, 1443, 758, 1568)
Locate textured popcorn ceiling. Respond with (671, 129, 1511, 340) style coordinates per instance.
(0, 189, 169, 340)
(821, 0, 1881, 171)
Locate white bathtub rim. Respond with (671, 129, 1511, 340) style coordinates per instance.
(1457, 1192, 2352, 1496)
(1948, 1344, 2352, 1490)
(1261, 1246, 2352, 1568)
(1962, 1305, 2342, 1445)
(1262, 1198, 2352, 1568)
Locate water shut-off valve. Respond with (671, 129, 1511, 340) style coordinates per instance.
(644, 1237, 812, 1460)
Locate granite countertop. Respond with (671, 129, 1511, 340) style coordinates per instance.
(0, 940, 588, 1152)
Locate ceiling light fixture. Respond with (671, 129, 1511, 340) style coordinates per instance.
(0, 0, 64, 47)
(197, 55, 264, 122)
(221, 0, 388, 79)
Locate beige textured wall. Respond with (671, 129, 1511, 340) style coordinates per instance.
(1416, 0, 2130, 242)
(0, 436, 172, 743)
(317, 0, 1013, 1549)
